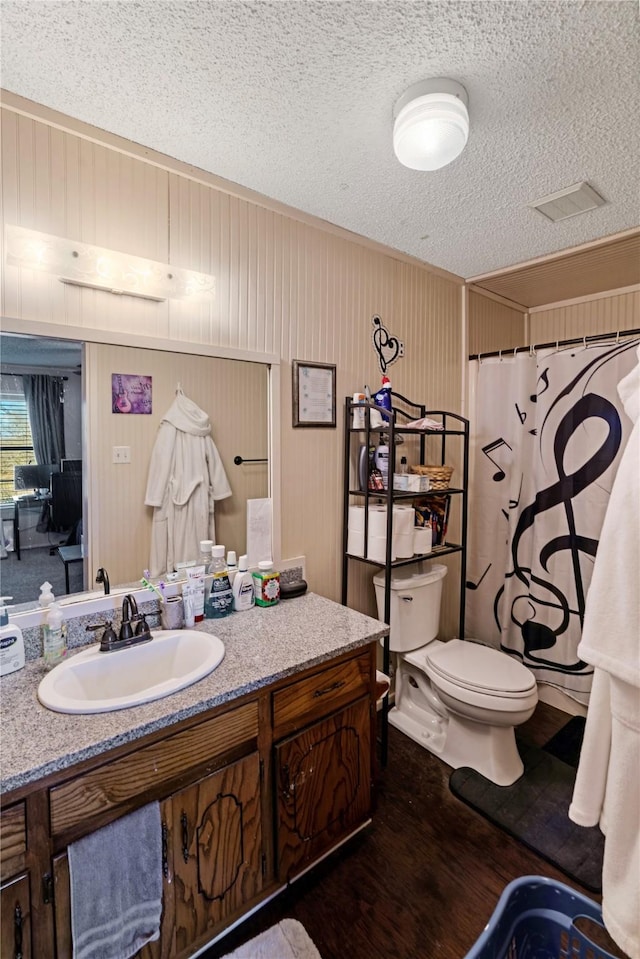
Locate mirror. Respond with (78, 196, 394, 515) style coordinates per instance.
(1, 331, 271, 606)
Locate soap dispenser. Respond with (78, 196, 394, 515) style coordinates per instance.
(39, 581, 55, 607)
(43, 602, 67, 671)
(0, 597, 25, 676)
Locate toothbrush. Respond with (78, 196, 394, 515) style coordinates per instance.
(141, 575, 165, 603)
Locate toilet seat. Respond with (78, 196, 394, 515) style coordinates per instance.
(423, 639, 537, 699)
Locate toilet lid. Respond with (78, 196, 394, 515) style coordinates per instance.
(425, 639, 536, 696)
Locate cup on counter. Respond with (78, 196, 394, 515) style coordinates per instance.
(161, 596, 184, 630)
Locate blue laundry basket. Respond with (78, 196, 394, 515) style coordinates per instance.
(464, 875, 619, 959)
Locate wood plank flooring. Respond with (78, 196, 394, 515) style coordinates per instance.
(202, 702, 613, 959)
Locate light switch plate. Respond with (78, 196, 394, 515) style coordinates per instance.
(113, 446, 131, 464)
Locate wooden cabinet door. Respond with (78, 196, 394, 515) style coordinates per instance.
(0, 873, 32, 959)
(275, 696, 371, 881)
(171, 751, 263, 955)
(51, 798, 173, 959)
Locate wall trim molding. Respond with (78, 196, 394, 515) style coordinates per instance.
(467, 227, 640, 284)
(528, 283, 640, 314)
(467, 285, 528, 313)
(0, 315, 280, 367)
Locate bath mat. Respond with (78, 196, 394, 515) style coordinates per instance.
(449, 741, 604, 892)
(220, 919, 322, 959)
(542, 715, 586, 768)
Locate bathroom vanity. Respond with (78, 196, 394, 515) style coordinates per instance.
(0, 594, 387, 959)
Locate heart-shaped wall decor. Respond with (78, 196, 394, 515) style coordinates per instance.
(372, 315, 404, 374)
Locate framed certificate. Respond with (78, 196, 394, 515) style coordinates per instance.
(292, 360, 336, 428)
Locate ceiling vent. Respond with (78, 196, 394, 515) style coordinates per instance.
(529, 181, 607, 222)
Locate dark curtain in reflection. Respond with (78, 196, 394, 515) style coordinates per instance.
(22, 374, 66, 466)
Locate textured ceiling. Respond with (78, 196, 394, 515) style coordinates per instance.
(1, 1, 639, 279)
(0, 333, 82, 370)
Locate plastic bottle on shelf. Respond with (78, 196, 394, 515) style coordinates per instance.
(232, 555, 255, 612)
(205, 546, 233, 618)
(373, 376, 392, 422)
(0, 598, 25, 676)
(199, 540, 214, 567)
(252, 561, 281, 607)
(199, 539, 214, 603)
(43, 602, 67, 670)
(374, 444, 390, 488)
(352, 392, 366, 429)
(39, 581, 55, 607)
(226, 550, 238, 585)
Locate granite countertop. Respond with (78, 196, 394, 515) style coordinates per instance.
(0, 593, 388, 796)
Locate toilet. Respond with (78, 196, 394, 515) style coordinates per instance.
(374, 564, 538, 786)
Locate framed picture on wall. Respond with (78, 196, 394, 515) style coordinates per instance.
(292, 360, 336, 428)
(112, 373, 153, 414)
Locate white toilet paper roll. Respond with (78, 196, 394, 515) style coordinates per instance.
(348, 505, 366, 531)
(393, 505, 415, 536)
(347, 528, 365, 557)
(394, 531, 415, 559)
(348, 504, 389, 534)
(368, 535, 396, 563)
(367, 505, 389, 538)
(413, 525, 433, 555)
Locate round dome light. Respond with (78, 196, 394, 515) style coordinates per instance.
(393, 79, 469, 171)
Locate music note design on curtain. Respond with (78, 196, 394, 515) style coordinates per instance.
(466, 339, 639, 705)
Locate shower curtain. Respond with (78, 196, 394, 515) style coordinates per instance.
(466, 339, 639, 704)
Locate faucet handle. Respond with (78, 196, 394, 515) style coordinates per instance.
(134, 613, 150, 637)
(86, 621, 118, 651)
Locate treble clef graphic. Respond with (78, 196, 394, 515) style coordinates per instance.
(371, 315, 404, 374)
(496, 391, 622, 669)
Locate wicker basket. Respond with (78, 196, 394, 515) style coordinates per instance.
(410, 464, 454, 489)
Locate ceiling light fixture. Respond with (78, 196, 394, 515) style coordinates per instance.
(393, 78, 469, 171)
(5, 225, 216, 301)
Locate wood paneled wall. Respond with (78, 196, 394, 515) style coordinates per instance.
(529, 290, 639, 344)
(84, 345, 268, 585)
(467, 288, 638, 359)
(467, 290, 526, 356)
(1, 100, 464, 634)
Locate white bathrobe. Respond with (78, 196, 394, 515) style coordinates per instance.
(569, 345, 640, 959)
(144, 393, 232, 577)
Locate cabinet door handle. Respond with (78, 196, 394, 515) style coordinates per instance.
(14, 902, 23, 959)
(181, 811, 189, 863)
(313, 679, 346, 698)
(161, 820, 169, 878)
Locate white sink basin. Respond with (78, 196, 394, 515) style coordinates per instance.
(37, 630, 225, 714)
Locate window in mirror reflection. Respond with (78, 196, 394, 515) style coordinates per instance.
(0, 333, 84, 604)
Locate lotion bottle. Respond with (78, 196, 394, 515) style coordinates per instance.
(43, 602, 67, 671)
(232, 555, 255, 612)
(0, 597, 25, 676)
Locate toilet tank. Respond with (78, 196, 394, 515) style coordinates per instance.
(374, 564, 448, 652)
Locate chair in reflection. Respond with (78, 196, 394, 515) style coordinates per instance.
(12, 464, 60, 560)
(50, 471, 83, 544)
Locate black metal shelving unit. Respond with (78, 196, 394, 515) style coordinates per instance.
(340, 391, 469, 766)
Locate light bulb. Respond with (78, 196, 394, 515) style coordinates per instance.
(393, 80, 469, 171)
